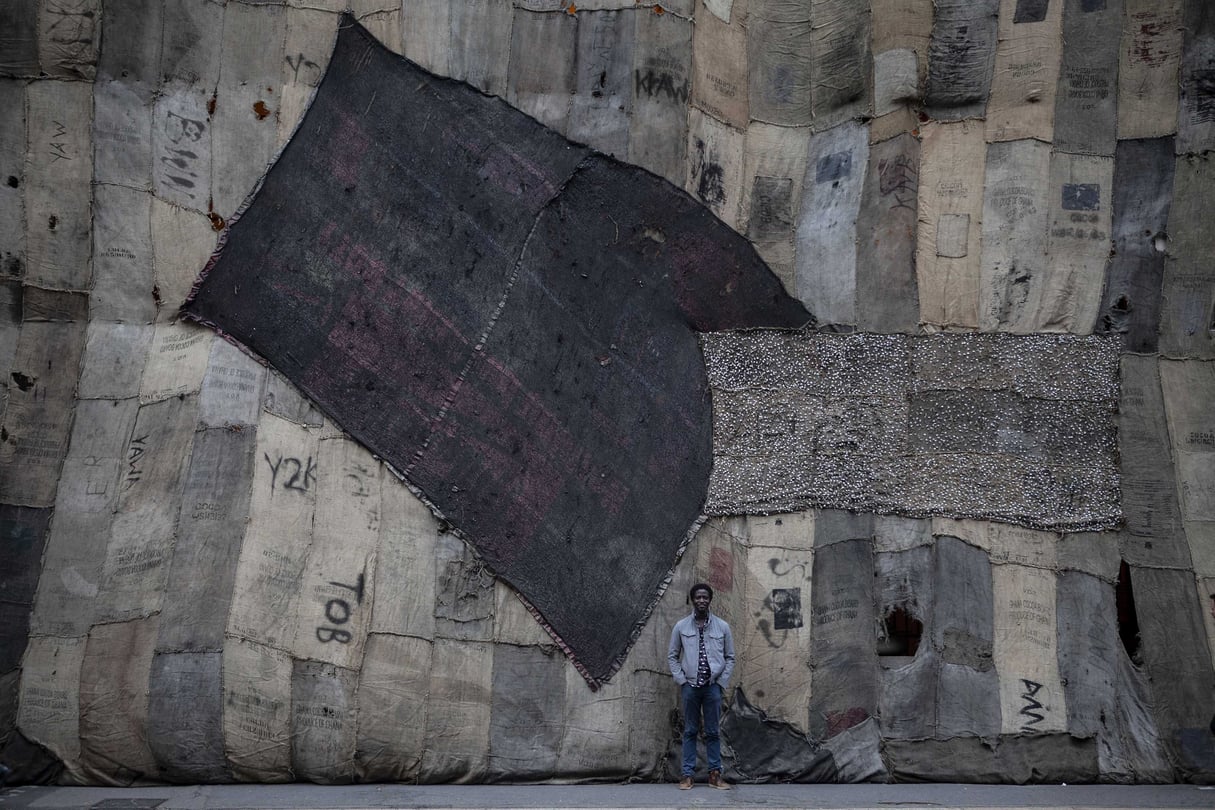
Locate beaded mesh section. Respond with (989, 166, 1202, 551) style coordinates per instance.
(702, 331, 1121, 532)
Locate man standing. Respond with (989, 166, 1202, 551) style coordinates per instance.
(668, 582, 735, 790)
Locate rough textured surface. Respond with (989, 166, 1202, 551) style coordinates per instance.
(182, 19, 810, 685)
(721, 689, 838, 783)
(703, 332, 1120, 531)
(2, 0, 1214, 789)
(886, 734, 1100, 784)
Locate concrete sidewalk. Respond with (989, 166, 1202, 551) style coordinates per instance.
(1, 783, 1212, 810)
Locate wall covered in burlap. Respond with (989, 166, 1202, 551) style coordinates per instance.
(1, 0, 1213, 786)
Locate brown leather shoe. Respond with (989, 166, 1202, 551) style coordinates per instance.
(708, 769, 731, 790)
(678, 776, 693, 789)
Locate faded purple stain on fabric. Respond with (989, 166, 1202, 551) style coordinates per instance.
(182, 16, 810, 685)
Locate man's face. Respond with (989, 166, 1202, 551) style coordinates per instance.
(692, 588, 712, 615)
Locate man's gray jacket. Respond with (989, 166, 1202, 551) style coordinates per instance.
(668, 613, 735, 688)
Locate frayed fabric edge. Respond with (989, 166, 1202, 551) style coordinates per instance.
(177, 13, 715, 692)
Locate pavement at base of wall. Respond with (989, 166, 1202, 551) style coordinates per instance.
(1, 783, 1213, 810)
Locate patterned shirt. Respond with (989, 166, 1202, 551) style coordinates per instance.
(668, 613, 735, 689)
(695, 619, 711, 686)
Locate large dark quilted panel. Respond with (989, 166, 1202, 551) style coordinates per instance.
(182, 17, 810, 684)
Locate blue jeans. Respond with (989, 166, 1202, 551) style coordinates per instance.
(681, 682, 722, 776)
